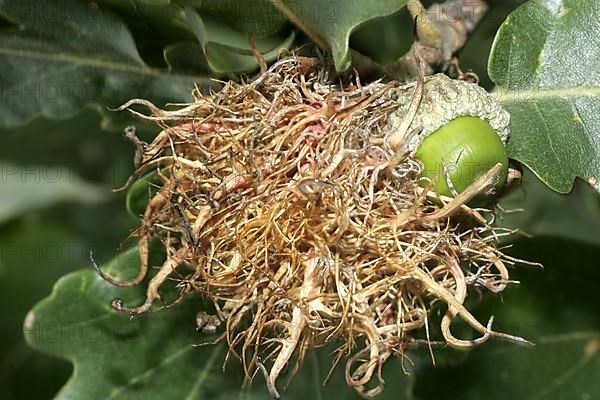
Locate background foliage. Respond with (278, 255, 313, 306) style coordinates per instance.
(0, 0, 599, 399)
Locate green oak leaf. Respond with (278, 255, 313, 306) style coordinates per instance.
(24, 245, 416, 399)
(96, 0, 295, 75)
(182, 9, 295, 74)
(99, 0, 287, 39)
(489, 0, 600, 193)
(23, 247, 238, 400)
(23, 245, 276, 400)
(96, 0, 196, 45)
(183, 0, 288, 38)
(271, 0, 407, 71)
(0, 0, 214, 130)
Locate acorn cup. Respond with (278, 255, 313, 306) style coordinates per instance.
(97, 56, 531, 398)
(384, 73, 510, 197)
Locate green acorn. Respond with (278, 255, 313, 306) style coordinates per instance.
(386, 74, 510, 197)
(415, 116, 508, 196)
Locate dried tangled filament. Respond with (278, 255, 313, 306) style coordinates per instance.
(100, 56, 530, 398)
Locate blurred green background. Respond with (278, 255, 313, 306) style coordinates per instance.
(1, 1, 599, 399)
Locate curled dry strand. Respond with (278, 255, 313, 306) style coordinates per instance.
(98, 56, 530, 398)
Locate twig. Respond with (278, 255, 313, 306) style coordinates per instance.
(385, 0, 489, 80)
